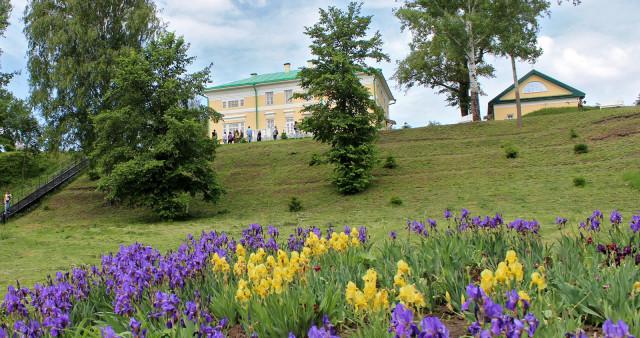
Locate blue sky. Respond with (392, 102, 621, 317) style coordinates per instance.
(2, 0, 639, 127)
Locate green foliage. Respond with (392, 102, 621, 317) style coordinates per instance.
(402, 122, 412, 129)
(87, 170, 101, 181)
(91, 33, 224, 219)
(0, 152, 52, 188)
(24, 0, 162, 152)
(622, 172, 640, 191)
(382, 154, 398, 169)
(574, 143, 589, 154)
(502, 142, 519, 159)
(309, 153, 325, 166)
(635, 93, 640, 106)
(389, 195, 403, 206)
(573, 176, 586, 187)
(295, 2, 389, 194)
(570, 128, 579, 139)
(280, 132, 288, 140)
(288, 196, 303, 212)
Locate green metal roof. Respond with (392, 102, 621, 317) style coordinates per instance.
(488, 69, 585, 106)
(205, 70, 302, 90)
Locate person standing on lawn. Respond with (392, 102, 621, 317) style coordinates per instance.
(247, 126, 253, 142)
(273, 126, 278, 140)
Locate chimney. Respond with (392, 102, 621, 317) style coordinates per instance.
(284, 63, 291, 72)
(307, 60, 314, 68)
(250, 73, 257, 77)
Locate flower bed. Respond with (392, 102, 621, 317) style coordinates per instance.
(1, 209, 639, 337)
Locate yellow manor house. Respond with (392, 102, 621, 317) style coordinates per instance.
(488, 69, 586, 120)
(204, 62, 395, 140)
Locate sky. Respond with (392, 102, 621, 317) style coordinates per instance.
(1, 0, 639, 127)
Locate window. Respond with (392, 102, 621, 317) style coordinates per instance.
(506, 114, 514, 120)
(266, 119, 275, 130)
(266, 92, 274, 105)
(222, 99, 244, 109)
(223, 122, 245, 135)
(285, 90, 293, 103)
(523, 81, 547, 94)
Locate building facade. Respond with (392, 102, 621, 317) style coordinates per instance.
(204, 62, 395, 140)
(488, 70, 585, 121)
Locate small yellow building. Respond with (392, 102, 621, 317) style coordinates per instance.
(204, 62, 395, 140)
(488, 70, 585, 120)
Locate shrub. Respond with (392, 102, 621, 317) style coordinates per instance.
(382, 154, 398, 169)
(239, 137, 248, 143)
(573, 176, 586, 187)
(87, 170, 101, 181)
(281, 132, 288, 140)
(570, 128, 579, 139)
(309, 153, 325, 166)
(502, 142, 519, 159)
(389, 195, 403, 206)
(288, 196, 303, 212)
(42, 205, 52, 211)
(574, 143, 589, 154)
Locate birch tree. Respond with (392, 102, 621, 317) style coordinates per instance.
(396, 0, 495, 121)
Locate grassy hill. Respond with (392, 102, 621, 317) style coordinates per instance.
(1, 106, 639, 291)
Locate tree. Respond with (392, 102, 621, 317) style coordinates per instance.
(492, 0, 550, 128)
(24, 0, 162, 152)
(91, 33, 224, 219)
(635, 93, 640, 106)
(396, 0, 497, 121)
(394, 34, 494, 118)
(296, 2, 388, 194)
(0, 0, 42, 175)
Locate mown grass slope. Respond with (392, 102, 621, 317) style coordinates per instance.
(1, 106, 639, 291)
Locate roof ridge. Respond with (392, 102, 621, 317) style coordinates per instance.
(488, 69, 585, 106)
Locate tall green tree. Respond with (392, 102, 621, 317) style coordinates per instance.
(396, 0, 496, 121)
(635, 93, 640, 106)
(24, 0, 162, 152)
(296, 2, 389, 194)
(492, 0, 550, 128)
(1, 0, 42, 171)
(394, 32, 494, 118)
(91, 33, 223, 220)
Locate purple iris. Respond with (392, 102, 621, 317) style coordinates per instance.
(602, 318, 635, 338)
(461, 209, 471, 219)
(505, 290, 529, 312)
(461, 283, 486, 311)
(390, 231, 398, 240)
(444, 210, 452, 219)
(419, 316, 450, 337)
(610, 211, 623, 224)
(483, 299, 503, 319)
(523, 313, 538, 337)
(100, 326, 117, 338)
(629, 215, 640, 232)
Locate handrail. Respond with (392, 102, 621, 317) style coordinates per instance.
(8, 157, 88, 209)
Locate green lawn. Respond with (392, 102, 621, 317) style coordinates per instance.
(1, 106, 639, 292)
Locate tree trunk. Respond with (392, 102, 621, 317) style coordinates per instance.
(21, 145, 27, 180)
(458, 78, 470, 117)
(466, 20, 481, 122)
(511, 56, 523, 128)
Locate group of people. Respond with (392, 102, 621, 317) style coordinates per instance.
(211, 121, 302, 144)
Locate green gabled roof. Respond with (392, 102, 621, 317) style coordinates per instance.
(205, 70, 302, 90)
(488, 69, 585, 106)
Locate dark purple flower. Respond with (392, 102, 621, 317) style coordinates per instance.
(419, 316, 449, 337)
(523, 313, 538, 337)
(461, 209, 470, 219)
(484, 299, 503, 319)
(444, 210, 452, 219)
(390, 231, 398, 240)
(468, 321, 482, 335)
(100, 326, 117, 338)
(610, 211, 623, 224)
(602, 318, 634, 338)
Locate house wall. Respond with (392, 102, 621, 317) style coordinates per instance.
(501, 74, 571, 101)
(206, 73, 393, 139)
(494, 97, 581, 121)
